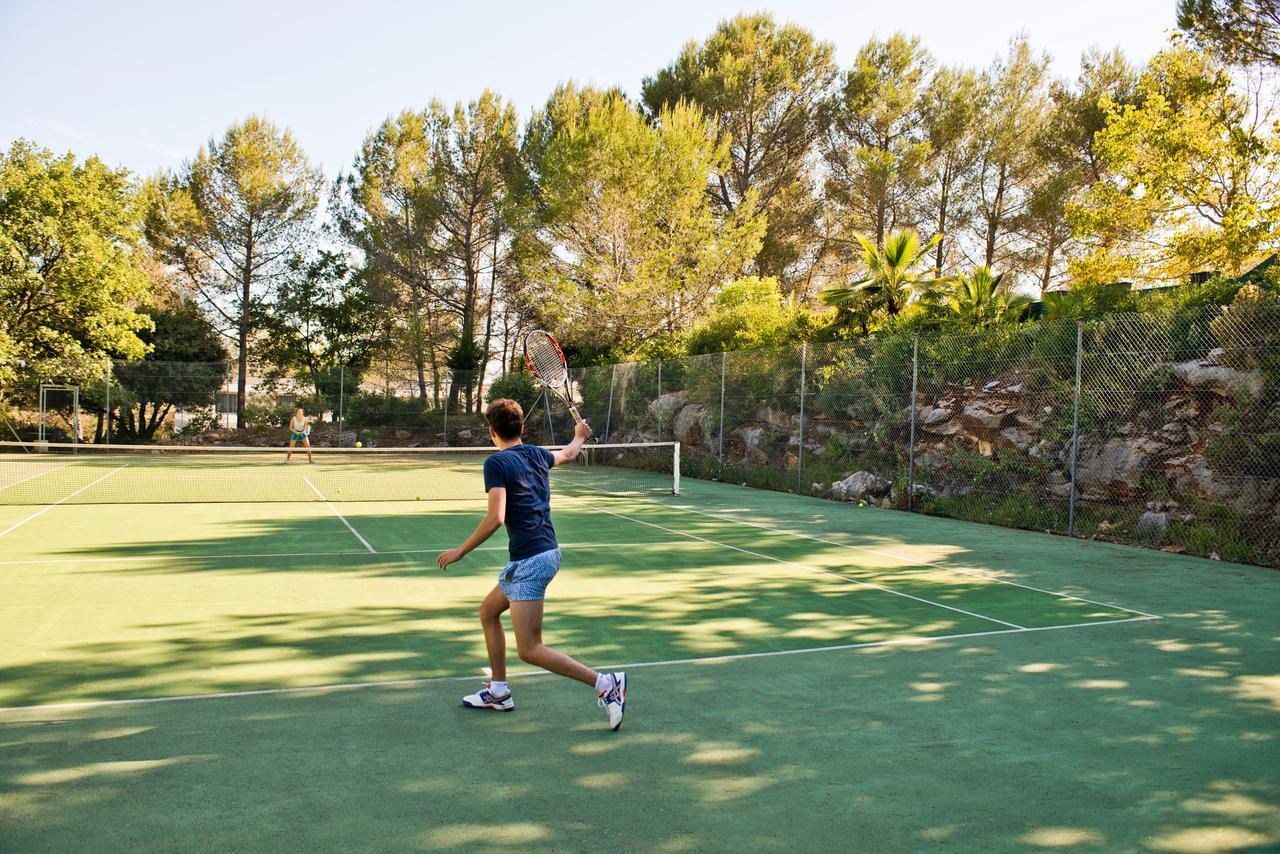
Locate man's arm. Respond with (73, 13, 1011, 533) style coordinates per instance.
(551, 419, 593, 467)
(436, 487, 506, 570)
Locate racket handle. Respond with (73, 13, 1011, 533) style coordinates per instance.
(567, 405, 583, 424)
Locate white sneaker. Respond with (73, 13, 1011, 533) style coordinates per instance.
(597, 672, 627, 731)
(462, 683, 514, 711)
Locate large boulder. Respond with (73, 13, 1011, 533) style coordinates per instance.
(756, 406, 797, 432)
(831, 470, 892, 502)
(1075, 437, 1166, 499)
(919, 405, 961, 436)
(731, 425, 768, 464)
(1171, 359, 1264, 398)
(1164, 455, 1278, 516)
(960, 398, 1017, 432)
(647, 391, 689, 421)
(672, 404, 708, 447)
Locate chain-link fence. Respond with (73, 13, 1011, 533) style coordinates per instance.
(564, 303, 1279, 568)
(4, 301, 1275, 566)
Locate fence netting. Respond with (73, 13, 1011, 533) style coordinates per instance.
(2, 301, 1276, 566)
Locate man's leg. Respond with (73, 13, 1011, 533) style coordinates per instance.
(509, 600, 597, 687)
(479, 586, 510, 682)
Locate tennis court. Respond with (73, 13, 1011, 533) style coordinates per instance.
(2, 443, 1278, 851)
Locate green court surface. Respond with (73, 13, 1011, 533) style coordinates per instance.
(1, 472, 1278, 851)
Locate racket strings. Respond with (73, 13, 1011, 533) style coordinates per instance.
(526, 339, 568, 386)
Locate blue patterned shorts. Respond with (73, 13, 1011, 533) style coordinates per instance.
(498, 548, 562, 601)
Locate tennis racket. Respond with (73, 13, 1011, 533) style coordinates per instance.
(523, 330, 583, 424)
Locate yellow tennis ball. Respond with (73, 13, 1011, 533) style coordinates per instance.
(355, 441, 362, 448)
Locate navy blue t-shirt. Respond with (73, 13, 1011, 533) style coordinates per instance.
(483, 444, 558, 561)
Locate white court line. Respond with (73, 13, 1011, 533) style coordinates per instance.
(0, 541, 700, 567)
(562, 494, 1026, 630)
(0, 465, 129, 539)
(303, 476, 375, 554)
(567, 483, 1161, 621)
(0, 616, 1158, 715)
(656, 497, 1163, 620)
(0, 460, 75, 492)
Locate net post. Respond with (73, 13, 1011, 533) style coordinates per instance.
(604, 364, 616, 442)
(336, 365, 345, 448)
(907, 334, 919, 511)
(673, 441, 681, 495)
(717, 351, 726, 479)
(1068, 321, 1083, 535)
(655, 359, 663, 441)
(796, 342, 807, 493)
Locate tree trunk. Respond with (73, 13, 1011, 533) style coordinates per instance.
(236, 238, 253, 429)
(934, 164, 952, 278)
(984, 162, 1007, 268)
(405, 205, 428, 405)
(478, 239, 499, 407)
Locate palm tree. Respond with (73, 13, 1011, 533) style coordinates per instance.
(822, 230, 946, 326)
(945, 266, 1034, 326)
(1040, 288, 1085, 321)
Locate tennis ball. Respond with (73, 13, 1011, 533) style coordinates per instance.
(415, 496, 421, 501)
(355, 441, 363, 448)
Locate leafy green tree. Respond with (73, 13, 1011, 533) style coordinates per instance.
(685, 277, 825, 354)
(333, 110, 441, 403)
(642, 13, 837, 286)
(920, 66, 983, 277)
(423, 93, 520, 413)
(256, 250, 379, 404)
(823, 34, 934, 247)
(0, 140, 150, 393)
(146, 116, 322, 427)
(512, 84, 765, 352)
(973, 37, 1052, 270)
(941, 266, 1032, 327)
(1011, 49, 1138, 290)
(111, 298, 228, 441)
(1178, 0, 1280, 66)
(821, 230, 944, 328)
(1069, 39, 1280, 283)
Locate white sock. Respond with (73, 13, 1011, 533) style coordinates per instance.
(594, 673, 612, 694)
(489, 681, 509, 697)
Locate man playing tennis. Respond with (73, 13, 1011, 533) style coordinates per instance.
(286, 407, 312, 463)
(436, 398, 628, 731)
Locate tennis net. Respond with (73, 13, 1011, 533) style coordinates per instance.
(0, 441, 680, 505)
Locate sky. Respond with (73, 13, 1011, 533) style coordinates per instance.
(1, 0, 1179, 180)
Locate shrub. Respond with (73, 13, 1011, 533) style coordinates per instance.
(242, 393, 292, 429)
(485, 371, 539, 406)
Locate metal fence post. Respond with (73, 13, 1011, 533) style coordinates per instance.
(656, 359, 663, 441)
(796, 343, 807, 492)
(907, 335, 919, 511)
(1068, 322, 1084, 535)
(104, 361, 112, 445)
(543, 387, 556, 445)
(337, 365, 344, 447)
(717, 351, 727, 479)
(442, 373, 450, 446)
(604, 364, 616, 442)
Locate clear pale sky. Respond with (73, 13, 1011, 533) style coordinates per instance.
(1, 0, 1177, 179)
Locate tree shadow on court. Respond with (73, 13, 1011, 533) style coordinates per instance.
(4, 494, 1279, 849)
(3, 607, 1278, 852)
